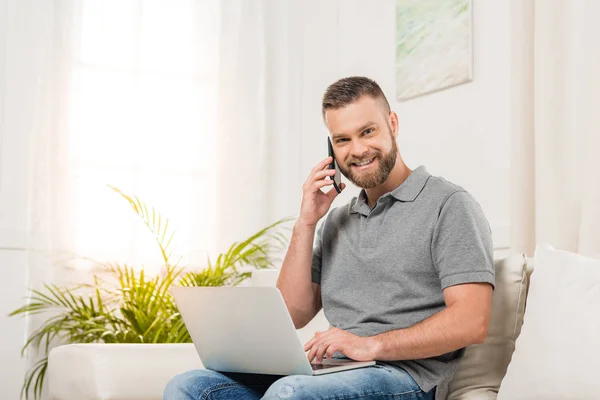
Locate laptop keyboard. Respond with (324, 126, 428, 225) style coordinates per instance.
(311, 362, 347, 370)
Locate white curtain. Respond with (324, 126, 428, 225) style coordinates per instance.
(510, 0, 600, 258)
(1, 0, 272, 397)
(1, 4, 77, 394)
(216, 0, 271, 251)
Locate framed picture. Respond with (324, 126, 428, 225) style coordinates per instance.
(396, 0, 473, 101)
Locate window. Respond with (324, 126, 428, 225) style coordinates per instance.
(66, 1, 220, 274)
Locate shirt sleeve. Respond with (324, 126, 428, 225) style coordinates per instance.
(311, 221, 325, 284)
(431, 190, 495, 290)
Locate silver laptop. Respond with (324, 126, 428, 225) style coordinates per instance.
(170, 286, 375, 375)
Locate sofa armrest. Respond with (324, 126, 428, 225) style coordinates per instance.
(48, 344, 202, 400)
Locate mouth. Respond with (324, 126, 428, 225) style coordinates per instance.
(351, 156, 376, 170)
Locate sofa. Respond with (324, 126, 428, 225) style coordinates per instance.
(47, 245, 600, 399)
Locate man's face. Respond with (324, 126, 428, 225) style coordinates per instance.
(325, 96, 398, 189)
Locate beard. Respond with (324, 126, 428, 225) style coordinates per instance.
(338, 131, 398, 189)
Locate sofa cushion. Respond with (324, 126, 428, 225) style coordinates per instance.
(448, 254, 528, 399)
(497, 244, 600, 399)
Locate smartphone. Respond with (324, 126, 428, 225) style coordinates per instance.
(327, 137, 342, 193)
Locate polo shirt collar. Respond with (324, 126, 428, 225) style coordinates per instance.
(350, 166, 431, 214)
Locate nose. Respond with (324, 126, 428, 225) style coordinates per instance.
(350, 140, 369, 160)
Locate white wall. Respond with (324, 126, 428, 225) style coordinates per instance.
(0, 251, 27, 399)
(1, 1, 37, 396)
(267, 0, 511, 253)
(0, 93, 29, 397)
(0, 96, 29, 398)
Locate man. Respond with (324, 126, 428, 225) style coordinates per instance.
(163, 77, 494, 400)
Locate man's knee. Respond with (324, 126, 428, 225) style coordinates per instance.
(163, 369, 224, 399)
(262, 376, 314, 400)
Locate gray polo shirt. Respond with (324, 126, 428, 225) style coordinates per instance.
(311, 165, 494, 399)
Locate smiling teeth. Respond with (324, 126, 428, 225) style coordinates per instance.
(355, 157, 374, 166)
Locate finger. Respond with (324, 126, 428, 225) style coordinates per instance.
(316, 343, 329, 363)
(312, 168, 337, 182)
(306, 344, 318, 363)
(306, 158, 334, 186)
(309, 175, 333, 191)
(325, 344, 339, 359)
(304, 337, 317, 351)
(313, 179, 334, 191)
(311, 157, 333, 174)
(322, 343, 334, 361)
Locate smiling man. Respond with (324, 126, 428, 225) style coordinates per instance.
(163, 77, 494, 400)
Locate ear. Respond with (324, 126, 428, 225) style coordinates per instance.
(388, 112, 399, 138)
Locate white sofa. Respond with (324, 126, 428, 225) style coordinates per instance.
(48, 255, 533, 399)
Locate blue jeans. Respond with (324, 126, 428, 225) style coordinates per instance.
(163, 364, 436, 400)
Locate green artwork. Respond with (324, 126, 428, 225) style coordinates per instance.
(396, 0, 473, 101)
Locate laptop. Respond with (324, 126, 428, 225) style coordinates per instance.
(170, 286, 376, 375)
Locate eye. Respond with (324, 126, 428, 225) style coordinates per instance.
(363, 128, 374, 135)
(336, 138, 348, 143)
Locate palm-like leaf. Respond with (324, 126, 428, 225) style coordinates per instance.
(21, 357, 47, 400)
(108, 186, 178, 267)
(105, 262, 187, 343)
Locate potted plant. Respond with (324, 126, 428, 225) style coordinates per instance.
(9, 186, 292, 400)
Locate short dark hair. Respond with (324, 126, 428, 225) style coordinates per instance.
(321, 76, 391, 120)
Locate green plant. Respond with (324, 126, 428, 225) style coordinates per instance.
(9, 186, 292, 400)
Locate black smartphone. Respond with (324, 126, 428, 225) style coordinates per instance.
(327, 137, 342, 193)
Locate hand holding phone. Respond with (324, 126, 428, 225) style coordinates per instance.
(297, 143, 344, 228)
(327, 137, 342, 194)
